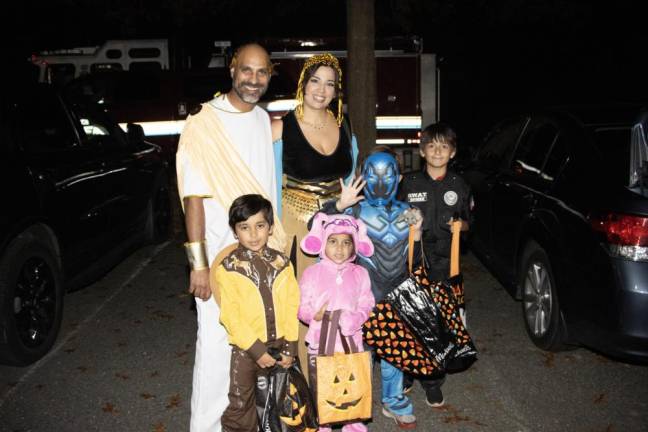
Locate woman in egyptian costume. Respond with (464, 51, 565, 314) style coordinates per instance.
(272, 54, 359, 374)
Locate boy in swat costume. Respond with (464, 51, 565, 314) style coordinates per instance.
(398, 122, 473, 407)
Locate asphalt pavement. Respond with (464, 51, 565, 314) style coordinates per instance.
(1, 240, 647, 432)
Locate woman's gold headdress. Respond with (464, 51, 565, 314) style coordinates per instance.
(295, 53, 343, 126)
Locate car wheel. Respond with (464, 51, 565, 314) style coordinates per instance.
(0, 235, 63, 365)
(145, 175, 171, 244)
(519, 240, 568, 351)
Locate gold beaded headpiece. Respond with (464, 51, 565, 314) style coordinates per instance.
(295, 53, 343, 127)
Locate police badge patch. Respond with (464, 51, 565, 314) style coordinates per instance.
(444, 191, 458, 206)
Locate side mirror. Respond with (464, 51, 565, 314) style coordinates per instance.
(127, 123, 145, 144)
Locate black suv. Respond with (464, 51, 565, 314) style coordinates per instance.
(463, 105, 648, 362)
(0, 81, 170, 365)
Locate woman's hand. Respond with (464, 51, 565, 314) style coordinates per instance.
(336, 176, 366, 211)
(313, 302, 329, 322)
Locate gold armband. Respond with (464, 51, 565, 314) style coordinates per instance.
(184, 241, 209, 270)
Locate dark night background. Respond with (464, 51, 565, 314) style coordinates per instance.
(7, 0, 648, 147)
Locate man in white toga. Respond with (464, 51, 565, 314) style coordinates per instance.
(176, 43, 286, 432)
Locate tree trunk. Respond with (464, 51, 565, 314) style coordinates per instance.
(346, 0, 376, 158)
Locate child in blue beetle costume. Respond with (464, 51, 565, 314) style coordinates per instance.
(318, 148, 422, 429)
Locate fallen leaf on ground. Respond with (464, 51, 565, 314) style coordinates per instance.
(166, 394, 181, 409)
(102, 402, 117, 414)
(141, 393, 156, 400)
(542, 352, 555, 367)
(152, 310, 174, 320)
(594, 393, 607, 404)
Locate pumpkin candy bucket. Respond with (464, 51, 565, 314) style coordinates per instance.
(315, 310, 372, 425)
(256, 350, 318, 432)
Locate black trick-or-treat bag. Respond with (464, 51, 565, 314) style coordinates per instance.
(256, 350, 318, 432)
(364, 220, 477, 375)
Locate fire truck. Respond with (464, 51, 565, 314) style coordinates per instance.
(31, 37, 438, 171)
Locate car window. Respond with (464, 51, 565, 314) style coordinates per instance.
(542, 132, 570, 181)
(593, 127, 631, 186)
(512, 119, 559, 176)
(476, 117, 529, 171)
(16, 91, 79, 153)
(629, 114, 648, 188)
(71, 104, 128, 148)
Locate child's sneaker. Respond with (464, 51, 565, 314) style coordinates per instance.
(425, 386, 445, 408)
(341, 422, 367, 432)
(382, 405, 417, 430)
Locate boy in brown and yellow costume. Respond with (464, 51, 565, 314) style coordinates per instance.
(212, 194, 300, 432)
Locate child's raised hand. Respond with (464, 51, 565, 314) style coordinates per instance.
(277, 354, 294, 368)
(399, 207, 423, 240)
(408, 208, 423, 230)
(256, 352, 277, 368)
(313, 302, 329, 322)
(336, 176, 365, 211)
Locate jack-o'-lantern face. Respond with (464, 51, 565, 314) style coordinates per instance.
(324, 364, 363, 410)
(280, 382, 307, 426)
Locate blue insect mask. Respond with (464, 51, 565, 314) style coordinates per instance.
(362, 152, 400, 206)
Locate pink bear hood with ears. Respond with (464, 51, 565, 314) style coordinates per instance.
(301, 213, 374, 262)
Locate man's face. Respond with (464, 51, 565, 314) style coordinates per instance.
(230, 46, 271, 106)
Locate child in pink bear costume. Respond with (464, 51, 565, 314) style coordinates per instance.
(298, 212, 376, 432)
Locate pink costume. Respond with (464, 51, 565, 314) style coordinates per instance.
(298, 213, 375, 352)
(299, 213, 375, 432)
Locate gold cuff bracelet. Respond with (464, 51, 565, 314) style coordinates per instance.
(184, 241, 209, 270)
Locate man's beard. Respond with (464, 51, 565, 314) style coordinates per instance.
(233, 80, 267, 104)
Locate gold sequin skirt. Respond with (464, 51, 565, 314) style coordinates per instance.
(282, 177, 341, 274)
